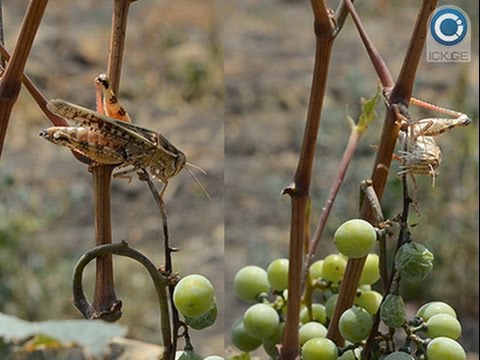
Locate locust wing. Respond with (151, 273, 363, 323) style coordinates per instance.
(47, 99, 161, 161)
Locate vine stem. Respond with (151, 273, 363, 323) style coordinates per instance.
(87, 0, 136, 323)
(280, 1, 336, 358)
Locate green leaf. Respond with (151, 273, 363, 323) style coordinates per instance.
(0, 312, 127, 357)
(355, 85, 382, 133)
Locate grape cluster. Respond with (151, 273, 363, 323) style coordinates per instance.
(229, 219, 467, 360)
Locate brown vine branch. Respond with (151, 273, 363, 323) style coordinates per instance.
(327, 0, 438, 346)
(279, 1, 337, 358)
(72, 240, 172, 356)
(88, 0, 137, 324)
(0, 0, 48, 159)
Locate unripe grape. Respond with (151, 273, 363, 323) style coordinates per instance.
(426, 337, 466, 360)
(299, 322, 327, 345)
(383, 352, 414, 360)
(173, 275, 215, 317)
(184, 303, 217, 330)
(243, 303, 279, 340)
(326, 294, 339, 320)
(426, 314, 462, 339)
(309, 260, 324, 280)
(338, 348, 362, 360)
(322, 254, 347, 283)
(204, 357, 223, 360)
(231, 318, 262, 352)
(358, 284, 371, 291)
(262, 322, 284, 358)
(233, 266, 270, 303)
(334, 219, 377, 258)
(302, 337, 338, 360)
(380, 294, 405, 328)
(395, 242, 434, 282)
(267, 258, 289, 291)
(339, 306, 373, 343)
(300, 304, 327, 324)
(417, 301, 457, 321)
(359, 254, 380, 285)
(354, 290, 382, 316)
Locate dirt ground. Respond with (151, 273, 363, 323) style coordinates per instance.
(0, 0, 478, 359)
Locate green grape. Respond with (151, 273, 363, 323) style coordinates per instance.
(310, 260, 324, 280)
(334, 219, 377, 258)
(267, 258, 289, 291)
(299, 322, 327, 345)
(359, 254, 380, 285)
(302, 337, 339, 360)
(358, 284, 371, 291)
(326, 294, 339, 319)
(173, 274, 215, 317)
(426, 337, 466, 360)
(383, 352, 414, 360)
(243, 303, 280, 340)
(184, 303, 217, 330)
(300, 304, 327, 324)
(417, 301, 457, 321)
(231, 317, 262, 352)
(338, 348, 362, 360)
(322, 254, 347, 283)
(354, 290, 382, 316)
(395, 242, 434, 282)
(339, 306, 373, 343)
(426, 314, 462, 339)
(203, 357, 223, 360)
(263, 322, 284, 358)
(380, 294, 405, 328)
(233, 265, 270, 303)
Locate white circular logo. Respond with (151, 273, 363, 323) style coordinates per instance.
(430, 6, 468, 46)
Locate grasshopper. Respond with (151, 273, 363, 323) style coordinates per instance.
(391, 95, 471, 186)
(40, 74, 188, 195)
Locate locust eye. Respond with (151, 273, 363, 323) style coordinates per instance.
(174, 153, 187, 175)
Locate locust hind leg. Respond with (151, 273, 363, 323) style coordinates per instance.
(95, 73, 132, 123)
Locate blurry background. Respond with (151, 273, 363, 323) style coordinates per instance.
(225, 0, 478, 358)
(0, 0, 223, 356)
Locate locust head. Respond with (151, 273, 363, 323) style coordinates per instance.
(150, 149, 186, 182)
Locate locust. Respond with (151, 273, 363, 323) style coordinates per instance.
(391, 94, 471, 186)
(40, 74, 191, 195)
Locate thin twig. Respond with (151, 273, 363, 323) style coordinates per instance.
(0, 0, 5, 68)
(140, 170, 182, 358)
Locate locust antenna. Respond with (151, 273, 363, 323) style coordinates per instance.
(186, 161, 207, 175)
(185, 164, 210, 200)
